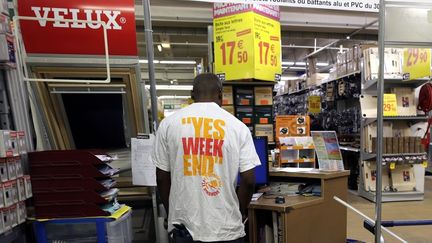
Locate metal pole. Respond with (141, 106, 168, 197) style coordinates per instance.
(375, 0, 386, 242)
(143, 0, 159, 131)
(143, 1, 161, 243)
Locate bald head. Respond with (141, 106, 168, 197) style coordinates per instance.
(192, 73, 223, 106)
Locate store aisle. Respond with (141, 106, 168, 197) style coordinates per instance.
(347, 176, 432, 243)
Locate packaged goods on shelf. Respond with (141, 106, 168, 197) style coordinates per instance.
(17, 202, 26, 224)
(222, 86, 233, 105)
(23, 175, 32, 199)
(0, 15, 9, 34)
(236, 106, 253, 125)
(364, 48, 403, 81)
(391, 87, 417, 116)
(254, 87, 273, 105)
(222, 105, 235, 115)
(0, 158, 6, 182)
(235, 88, 254, 106)
(6, 157, 16, 180)
(17, 131, 26, 155)
(276, 115, 310, 142)
(307, 73, 328, 87)
(15, 157, 23, 178)
(391, 164, 416, 192)
(0, 130, 18, 158)
(362, 161, 391, 192)
(2, 180, 18, 207)
(255, 124, 274, 143)
(255, 106, 273, 124)
(0, 183, 3, 208)
(17, 177, 25, 201)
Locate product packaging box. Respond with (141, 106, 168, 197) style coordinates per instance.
(17, 202, 26, 224)
(8, 204, 17, 227)
(254, 87, 273, 106)
(3, 181, 16, 207)
(17, 177, 25, 201)
(391, 164, 416, 192)
(255, 124, 274, 143)
(222, 106, 235, 116)
(6, 157, 16, 180)
(15, 157, 23, 178)
(23, 175, 32, 199)
(362, 161, 391, 192)
(254, 106, 272, 124)
(235, 88, 254, 106)
(18, 131, 26, 155)
(0, 209, 4, 234)
(0, 130, 15, 157)
(222, 86, 233, 105)
(0, 183, 4, 208)
(1, 208, 10, 231)
(391, 87, 416, 116)
(0, 158, 7, 182)
(236, 106, 253, 125)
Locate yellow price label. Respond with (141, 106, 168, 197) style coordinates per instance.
(383, 94, 398, 116)
(402, 48, 431, 81)
(423, 161, 428, 168)
(390, 162, 396, 170)
(213, 5, 281, 82)
(308, 96, 321, 114)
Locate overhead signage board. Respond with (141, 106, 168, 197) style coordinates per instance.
(17, 0, 138, 56)
(192, 0, 379, 13)
(213, 3, 281, 82)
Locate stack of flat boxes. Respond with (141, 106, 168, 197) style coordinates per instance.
(222, 85, 274, 143)
(28, 150, 120, 218)
(0, 131, 32, 235)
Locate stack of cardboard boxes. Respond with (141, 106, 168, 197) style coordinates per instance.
(0, 131, 31, 235)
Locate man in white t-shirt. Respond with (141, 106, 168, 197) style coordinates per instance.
(152, 73, 261, 242)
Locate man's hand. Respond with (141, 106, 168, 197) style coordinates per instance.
(237, 168, 255, 219)
(156, 168, 171, 215)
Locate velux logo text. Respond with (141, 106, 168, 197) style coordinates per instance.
(31, 7, 125, 30)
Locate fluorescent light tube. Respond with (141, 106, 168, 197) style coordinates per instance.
(159, 60, 196, 65)
(139, 59, 159, 64)
(145, 85, 193, 91)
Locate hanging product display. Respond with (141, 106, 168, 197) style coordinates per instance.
(213, 3, 281, 81)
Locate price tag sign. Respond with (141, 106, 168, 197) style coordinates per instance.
(383, 94, 398, 116)
(390, 162, 396, 170)
(423, 161, 428, 168)
(213, 4, 281, 82)
(308, 96, 321, 114)
(402, 48, 431, 81)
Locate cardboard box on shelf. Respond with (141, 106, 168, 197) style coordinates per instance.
(307, 73, 329, 87)
(255, 106, 273, 124)
(0, 183, 3, 208)
(254, 87, 273, 106)
(0, 209, 3, 234)
(391, 87, 416, 116)
(17, 131, 26, 155)
(0, 130, 15, 158)
(15, 157, 23, 178)
(235, 88, 254, 106)
(362, 161, 391, 192)
(17, 177, 25, 201)
(222, 106, 235, 116)
(6, 157, 17, 180)
(0, 158, 7, 182)
(236, 106, 253, 125)
(222, 86, 233, 105)
(17, 202, 26, 224)
(23, 175, 32, 199)
(8, 204, 17, 227)
(3, 181, 17, 207)
(255, 124, 274, 143)
(1, 207, 10, 231)
(391, 164, 416, 192)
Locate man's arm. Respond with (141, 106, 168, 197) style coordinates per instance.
(156, 168, 171, 215)
(237, 168, 255, 219)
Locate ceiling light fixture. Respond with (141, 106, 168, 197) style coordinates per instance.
(281, 76, 301, 81)
(139, 59, 160, 64)
(282, 61, 294, 65)
(316, 62, 329, 67)
(145, 85, 193, 91)
(161, 43, 171, 49)
(157, 44, 163, 52)
(295, 62, 306, 66)
(159, 95, 191, 99)
(159, 60, 196, 65)
(289, 67, 306, 70)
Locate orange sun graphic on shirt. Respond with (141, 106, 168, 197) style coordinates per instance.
(202, 173, 222, 197)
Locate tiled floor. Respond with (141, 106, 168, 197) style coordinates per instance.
(347, 176, 432, 243)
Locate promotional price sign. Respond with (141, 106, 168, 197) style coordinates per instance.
(383, 94, 398, 117)
(213, 4, 281, 82)
(308, 96, 321, 114)
(402, 48, 431, 81)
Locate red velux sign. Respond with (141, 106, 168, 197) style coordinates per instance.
(17, 0, 138, 56)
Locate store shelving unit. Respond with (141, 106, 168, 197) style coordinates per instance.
(358, 47, 431, 202)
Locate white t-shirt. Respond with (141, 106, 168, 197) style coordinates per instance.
(151, 102, 261, 241)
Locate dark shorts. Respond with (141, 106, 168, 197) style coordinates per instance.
(170, 225, 244, 243)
